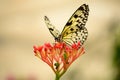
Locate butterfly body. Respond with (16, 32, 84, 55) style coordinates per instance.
(44, 4, 89, 46)
(54, 35, 61, 42)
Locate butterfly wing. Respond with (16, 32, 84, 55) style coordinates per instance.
(62, 27, 88, 45)
(61, 4, 89, 45)
(44, 16, 60, 40)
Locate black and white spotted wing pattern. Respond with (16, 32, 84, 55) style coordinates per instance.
(44, 4, 89, 46)
(61, 4, 89, 45)
(44, 16, 60, 39)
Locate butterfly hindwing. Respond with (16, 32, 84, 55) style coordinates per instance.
(61, 4, 89, 45)
(44, 16, 60, 39)
(62, 27, 88, 45)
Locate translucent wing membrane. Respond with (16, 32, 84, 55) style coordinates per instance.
(44, 4, 89, 46)
(62, 27, 88, 45)
(44, 16, 60, 39)
(61, 4, 89, 45)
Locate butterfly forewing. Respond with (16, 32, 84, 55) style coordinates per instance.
(44, 16, 60, 39)
(61, 4, 89, 45)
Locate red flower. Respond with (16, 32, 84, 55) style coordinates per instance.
(33, 42, 85, 78)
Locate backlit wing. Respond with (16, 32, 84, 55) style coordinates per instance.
(44, 16, 60, 39)
(61, 4, 89, 45)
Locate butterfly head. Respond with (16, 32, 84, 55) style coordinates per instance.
(54, 35, 62, 42)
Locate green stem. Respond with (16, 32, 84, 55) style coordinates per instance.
(55, 73, 60, 80)
(55, 70, 67, 80)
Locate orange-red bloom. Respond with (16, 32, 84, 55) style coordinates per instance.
(33, 42, 85, 77)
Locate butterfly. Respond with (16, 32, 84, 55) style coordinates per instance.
(44, 4, 89, 46)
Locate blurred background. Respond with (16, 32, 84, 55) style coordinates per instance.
(0, 0, 120, 80)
